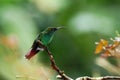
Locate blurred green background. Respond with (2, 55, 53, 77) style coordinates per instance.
(0, 0, 120, 80)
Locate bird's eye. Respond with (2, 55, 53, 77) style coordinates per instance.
(53, 28, 57, 31)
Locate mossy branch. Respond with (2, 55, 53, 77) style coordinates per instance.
(38, 41, 73, 80)
(37, 41, 120, 80)
(76, 76, 120, 80)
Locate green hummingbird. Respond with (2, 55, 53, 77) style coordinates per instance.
(25, 27, 62, 60)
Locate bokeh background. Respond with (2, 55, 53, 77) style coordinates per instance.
(0, 0, 120, 80)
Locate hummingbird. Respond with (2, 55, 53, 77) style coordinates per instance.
(25, 27, 62, 60)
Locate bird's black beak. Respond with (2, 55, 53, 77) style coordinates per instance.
(56, 27, 63, 30)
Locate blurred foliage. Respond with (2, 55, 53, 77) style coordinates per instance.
(0, 0, 120, 80)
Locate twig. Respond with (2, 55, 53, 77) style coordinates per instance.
(37, 41, 120, 80)
(38, 40, 73, 80)
(44, 46, 73, 80)
(75, 76, 120, 80)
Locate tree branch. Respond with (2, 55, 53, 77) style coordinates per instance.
(37, 41, 120, 80)
(41, 44, 73, 80)
(76, 76, 120, 80)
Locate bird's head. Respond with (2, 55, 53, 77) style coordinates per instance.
(47, 27, 63, 33)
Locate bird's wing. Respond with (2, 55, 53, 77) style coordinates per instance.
(31, 33, 42, 48)
(35, 33, 41, 40)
